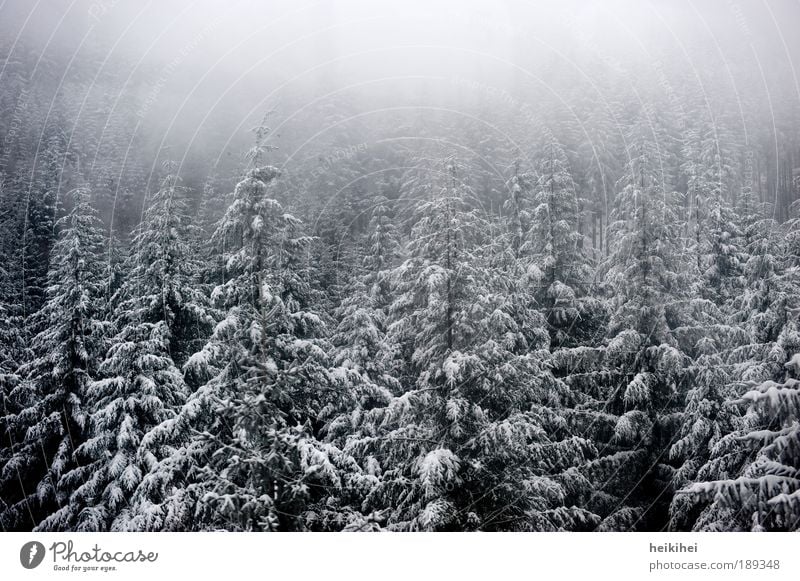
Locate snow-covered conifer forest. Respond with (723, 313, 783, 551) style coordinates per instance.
(2, 0, 800, 532)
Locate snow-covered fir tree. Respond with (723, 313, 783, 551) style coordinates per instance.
(36, 171, 211, 530)
(681, 111, 745, 307)
(678, 202, 800, 531)
(340, 160, 598, 531)
(20, 131, 62, 319)
(134, 150, 358, 530)
(0, 299, 24, 509)
(0, 187, 107, 530)
(529, 140, 600, 348)
(588, 128, 689, 531)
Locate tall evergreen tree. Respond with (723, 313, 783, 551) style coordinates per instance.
(590, 130, 689, 531)
(681, 112, 745, 307)
(0, 187, 107, 530)
(37, 172, 211, 530)
(21, 131, 64, 318)
(137, 153, 354, 531)
(678, 203, 800, 531)
(344, 161, 597, 531)
(530, 140, 599, 348)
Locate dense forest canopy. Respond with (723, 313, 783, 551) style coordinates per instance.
(1, 0, 800, 531)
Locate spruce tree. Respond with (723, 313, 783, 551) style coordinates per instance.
(345, 161, 597, 531)
(678, 203, 800, 531)
(529, 140, 599, 348)
(37, 172, 210, 530)
(590, 131, 688, 531)
(139, 151, 353, 531)
(21, 131, 63, 318)
(0, 188, 107, 530)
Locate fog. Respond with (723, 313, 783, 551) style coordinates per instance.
(3, 0, 799, 187)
